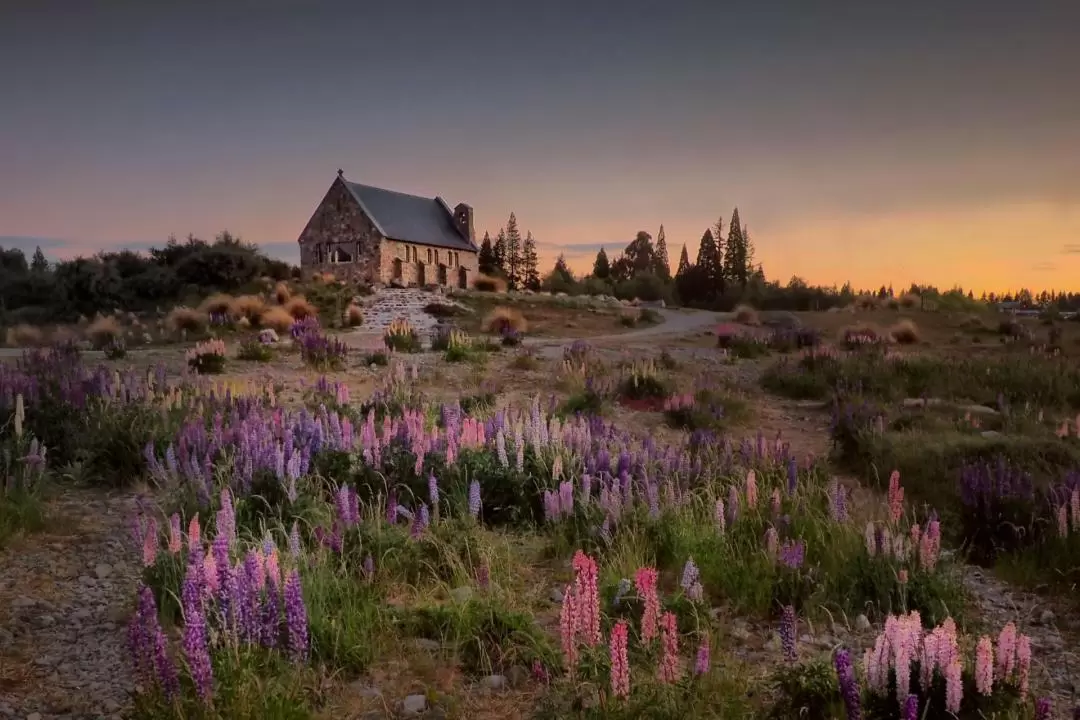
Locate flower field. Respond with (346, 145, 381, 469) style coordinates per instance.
(1, 317, 1078, 718)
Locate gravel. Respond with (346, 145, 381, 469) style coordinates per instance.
(0, 488, 141, 719)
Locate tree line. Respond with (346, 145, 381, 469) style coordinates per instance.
(476, 213, 541, 290)
(0, 233, 292, 324)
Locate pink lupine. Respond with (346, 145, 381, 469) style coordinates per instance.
(1017, 633, 1032, 699)
(694, 635, 710, 676)
(919, 520, 941, 570)
(559, 586, 579, 675)
(635, 567, 660, 643)
(714, 498, 726, 534)
(202, 547, 219, 595)
(657, 611, 680, 683)
(770, 488, 781, 517)
(997, 622, 1017, 680)
(887, 470, 904, 524)
(572, 551, 602, 646)
(765, 527, 779, 558)
(975, 636, 994, 695)
(1071, 488, 1080, 531)
(865, 522, 877, 556)
(168, 513, 182, 554)
(609, 619, 630, 699)
(142, 517, 158, 567)
(1058, 505, 1069, 539)
(187, 514, 201, 551)
(745, 470, 758, 508)
(945, 656, 963, 714)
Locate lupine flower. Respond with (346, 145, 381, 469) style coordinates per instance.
(745, 469, 758, 508)
(283, 570, 309, 662)
(780, 605, 797, 663)
(903, 694, 919, 720)
(974, 636, 994, 695)
(834, 648, 863, 720)
(363, 554, 374, 580)
(181, 577, 213, 701)
(714, 498, 726, 534)
(694, 635, 710, 676)
(997, 621, 1017, 680)
(945, 656, 963, 713)
(657, 611, 680, 683)
(475, 563, 490, 589)
(887, 470, 904, 523)
(634, 567, 660, 643)
(187, 514, 201, 551)
(1058, 505, 1069, 538)
(559, 586, 579, 674)
(142, 516, 159, 566)
(779, 539, 805, 569)
(1035, 698, 1052, 720)
(1017, 633, 1032, 699)
(770, 488, 782, 517)
(864, 521, 876, 557)
(468, 480, 481, 518)
(609, 619, 630, 698)
(765, 527, 779, 558)
(572, 551, 601, 646)
(680, 558, 700, 592)
(612, 578, 632, 608)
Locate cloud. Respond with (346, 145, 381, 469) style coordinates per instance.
(540, 242, 614, 254)
(1062, 243, 1080, 254)
(1030, 261, 1056, 272)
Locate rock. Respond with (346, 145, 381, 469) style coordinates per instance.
(855, 614, 871, 631)
(412, 638, 440, 652)
(479, 674, 507, 691)
(765, 634, 782, 651)
(901, 397, 945, 408)
(980, 430, 1004, 439)
(1038, 610, 1055, 625)
(27, 714, 42, 720)
(961, 404, 1000, 416)
(506, 665, 529, 688)
(348, 680, 382, 699)
(449, 586, 474, 604)
(731, 626, 751, 642)
(400, 694, 427, 716)
(94, 563, 113, 579)
(549, 587, 564, 604)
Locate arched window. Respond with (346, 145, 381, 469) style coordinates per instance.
(427, 248, 433, 264)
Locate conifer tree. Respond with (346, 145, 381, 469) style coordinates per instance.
(654, 225, 670, 279)
(522, 231, 540, 290)
(592, 247, 611, 279)
(742, 223, 755, 283)
(696, 229, 722, 297)
(493, 228, 508, 274)
(553, 254, 573, 283)
(676, 244, 690, 276)
(478, 232, 496, 275)
(30, 246, 48, 273)
(723, 208, 748, 289)
(504, 213, 522, 289)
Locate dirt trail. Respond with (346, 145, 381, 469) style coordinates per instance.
(0, 488, 142, 719)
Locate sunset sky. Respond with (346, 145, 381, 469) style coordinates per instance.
(2, 1, 1078, 293)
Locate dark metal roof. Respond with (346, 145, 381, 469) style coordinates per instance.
(342, 179, 477, 252)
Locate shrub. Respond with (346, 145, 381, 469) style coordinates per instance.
(998, 317, 1026, 338)
(228, 294, 267, 324)
(423, 302, 462, 318)
(472, 274, 507, 292)
(103, 337, 128, 360)
(854, 294, 879, 310)
(198, 293, 235, 316)
(298, 332, 348, 370)
(285, 296, 318, 320)
(274, 281, 291, 304)
(259, 306, 295, 333)
(899, 292, 921, 309)
(237, 339, 273, 362)
(86, 315, 123, 349)
(500, 328, 522, 346)
(481, 306, 527, 335)
(165, 306, 208, 334)
(442, 329, 472, 362)
(639, 307, 662, 324)
(5, 324, 45, 347)
(384, 318, 422, 353)
(509, 350, 539, 371)
(343, 304, 364, 327)
(888, 319, 920, 345)
(734, 303, 760, 325)
(618, 359, 670, 401)
(186, 339, 227, 374)
(840, 323, 883, 350)
(363, 350, 390, 366)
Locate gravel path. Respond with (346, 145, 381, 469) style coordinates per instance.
(0, 488, 141, 720)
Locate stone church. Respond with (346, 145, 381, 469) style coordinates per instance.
(297, 170, 479, 288)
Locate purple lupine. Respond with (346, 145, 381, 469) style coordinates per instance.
(181, 578, 214, 701)
(779, 539, 805, 569)
(787, 457, 798, 494)
(363, 553, 375, 580)
(261, 581, 281, 649)
(834, 648, 863, 720)
(475, 563, 490, 589)
(288, 521, 301, 558)
(1035, 699, 1052, 720)
(128, 586, 159, 685)
(646, 482, 660, 518)
(694, 637, 711, 676)
(386, 489, 398, 524)
(336, 485, 354, 527)
(903, 695, 919, 720)
(428, 472, 440, 508)
(780, 605, 797, 663)
(680, 558, 700, 591)
(153, 626, 180, 699)
(468, 480, 481, 518)
(283, 569, 309, 662)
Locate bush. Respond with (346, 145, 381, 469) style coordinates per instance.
(165, 306, 208, 334)
(363, 350, 390, 366)
(298, 331, 348, 370)
(384, 318, 422, 353)
(186, 339, 227, 374)
(618, 359, 670, 401)
(472, 274, 507, 292)
(260, 306, 295, 333)
(343, 304, 364, 327)
(86, 315, 123, 349)
(103, 338, 128, 360)
(228, 294, 267, 324)
(899, 292, 921, 309)
(274, 281, 291, 304)
(481, 306, 527, 335)
(5, 324, 45, 347)
(841, 323, 884, 350)
(198, 293, 234, 316)
(423, 302, 462, 318)
(888, 319, 920, 345)
(285, 296, 318, 320)
(734, 303, 760, 325)
(237, 339, 273, 362)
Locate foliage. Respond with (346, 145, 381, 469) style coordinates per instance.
(186, 339, 227, 374)
(383, 318, 422, 353)
(237, 339, 274, 362)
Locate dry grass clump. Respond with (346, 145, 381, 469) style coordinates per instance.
(51, 325, 78, 345)
(344, 304, 364, 327)
(198, 293, 235, 316)
(888, 319, 921, 345)
(86, 315, 122, 348)
(274, 282, 292, 305)
(473, 274, 508, 293)
(228, 295, 267, 324)
(733, 303, 760, 325)
(482, 306, 527, 334)
(899, 292, 921, 309)
(854, 294, 880, 311)
(840, 322, 882, 346)
(166, 306, 208, 333)
(260, 306, 295, 333)
(284, 296, 318, 320)
(5, 324, 45, 347)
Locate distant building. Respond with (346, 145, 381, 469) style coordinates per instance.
(297, 170, 479, 287)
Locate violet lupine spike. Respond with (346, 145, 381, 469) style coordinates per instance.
(468, 480, 481, 518)
(903, 695, 919, 720)
(780, 605, 797, 663)
(283, 570, 309, 662)
(833, 648, 863, 720)
(181, 576, 214, 701)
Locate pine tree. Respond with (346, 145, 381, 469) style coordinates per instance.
(493, 229, 508, 274)
(478, 232, 496, 275)
(654, 225, 670, 279)
(741, 223, 754, 284)
(676, 244, 690, 276)
(723, 208, 748, 289)
(592, 247, 611, 279)
(504, 213, 522, 289)
(695, 229, 721, 295)
(522, 231, 540, 290)
(553, 254, 573, 283)
(712, 216, 725, 287)
(30, 246, 48, 273)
